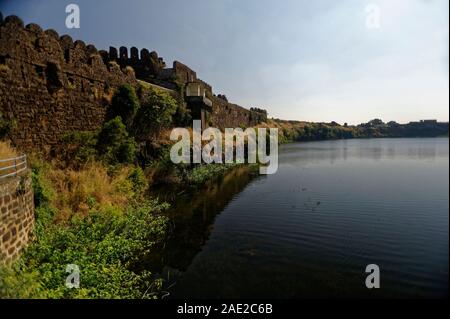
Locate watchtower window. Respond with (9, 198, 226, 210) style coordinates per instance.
(0, 55, 6, 65)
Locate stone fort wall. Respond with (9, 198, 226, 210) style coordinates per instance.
(0, 172, 34, 264)
(0, 13, 266, 153)
(210, 95, 267, 130)
(0, 14, 138, 153)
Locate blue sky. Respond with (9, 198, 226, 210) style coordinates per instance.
(1, 0, 448, 124)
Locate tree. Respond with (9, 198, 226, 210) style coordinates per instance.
(133, 88, 178, 140)
(387, 121, 399, 127)
(108, 84, 140, 128)
(97, 117, 136, 164)
(368, 119, 384, 127)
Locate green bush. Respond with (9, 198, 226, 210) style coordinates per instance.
(97, 117, 137, 165)
(1, 153, 173, 299)
(133, 88, 178, 140)
(0, 199, 170, 299)
(173, 102, 192, 127)
(31, 162, 54, 208)
(185, 164, 237, 185)
(58, 131, 98, 167)
(128, 166, 147, 195)
(108, 84, 140, 128)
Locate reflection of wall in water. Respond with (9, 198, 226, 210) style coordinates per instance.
(144, 166, 263, 272)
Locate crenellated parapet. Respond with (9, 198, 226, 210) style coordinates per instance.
(100, 46, 166, 83)
(0, 14, 138, 151)
(0, 12, 267, 152)
(98, 47, 214, 96)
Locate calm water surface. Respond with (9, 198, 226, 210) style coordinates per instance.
(164, 138, 449, 298)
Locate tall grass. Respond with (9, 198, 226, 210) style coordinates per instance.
(0, 156, 168, 299)
(0, 140, 19, 177)
(34, 160, 142, 223)
(0, 140, 17, 158)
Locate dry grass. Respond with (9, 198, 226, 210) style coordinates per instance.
(0, 140, 17, 158)
(45, 161, 134, 222)
(0, 140, 20, 177)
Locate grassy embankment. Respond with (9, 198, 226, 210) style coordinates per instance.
(0, 84, 241, 298)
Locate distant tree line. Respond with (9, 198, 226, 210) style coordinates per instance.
(275, 118, 449, 143)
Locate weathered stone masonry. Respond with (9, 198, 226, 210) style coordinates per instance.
(0, 172, 34, 264)
(0, 13, 267, 153)
(0, 13, 266, 262)
(0, 14, 137, 152)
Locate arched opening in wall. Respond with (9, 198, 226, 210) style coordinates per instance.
(45, 62, 62, 94)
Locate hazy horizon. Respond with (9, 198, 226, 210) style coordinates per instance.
(1, 0, 448, 125)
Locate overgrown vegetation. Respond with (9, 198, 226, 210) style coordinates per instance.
(0, 155, 171, 298)
(0, 83, 243, 299)
(97, 117, 137, 165)
(54, 84, 181, 169)
(141, 144, 241, 189)
(51, 84, 237, 190)
(184, 163, 239, 185)
(0, 84, 182, 299)
(133, 88, 178, 141)
(107, 84, 140, 128)
(57, 131, 98, 167)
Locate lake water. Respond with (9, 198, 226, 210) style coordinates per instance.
(165, 138, 449, 298)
